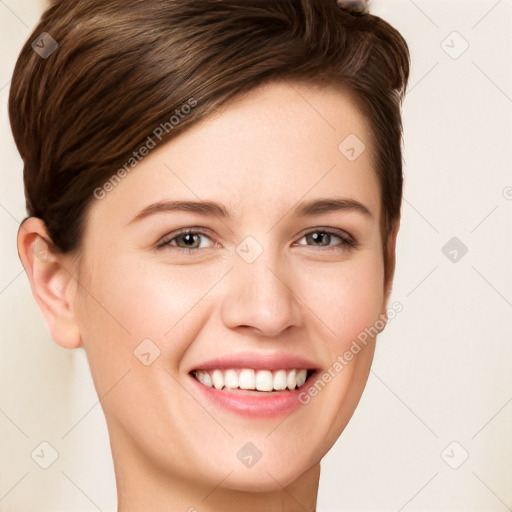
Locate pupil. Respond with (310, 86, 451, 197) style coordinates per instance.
(308, 232, 329, 246)
(182, 234, 198, 247)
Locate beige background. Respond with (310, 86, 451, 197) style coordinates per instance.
(1, 0, 511, 510)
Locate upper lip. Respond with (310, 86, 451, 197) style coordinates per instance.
(188, 352, 320, 372)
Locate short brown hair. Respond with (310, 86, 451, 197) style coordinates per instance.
(9, 0, 409, 279)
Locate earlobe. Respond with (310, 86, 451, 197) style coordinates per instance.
(17, 217, 82, 349)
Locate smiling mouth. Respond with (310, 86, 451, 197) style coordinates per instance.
(190, 368, 315, 393)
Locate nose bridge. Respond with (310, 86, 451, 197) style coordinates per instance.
(220, 235, 301, 336)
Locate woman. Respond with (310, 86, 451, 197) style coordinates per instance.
(9, 0, 409, 509)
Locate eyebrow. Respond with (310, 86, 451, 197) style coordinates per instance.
(128, 200, 229, 225)
(128, 197, 373, 225)
(293, 197, 373, 219)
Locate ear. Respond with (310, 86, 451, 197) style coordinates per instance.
(380, 218, 400, 321)
(17, 217, 82, 349)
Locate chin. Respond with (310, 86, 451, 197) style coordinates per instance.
(218, 452, 320, 493)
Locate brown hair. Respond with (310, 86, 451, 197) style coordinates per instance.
(9, 0, 409, 281)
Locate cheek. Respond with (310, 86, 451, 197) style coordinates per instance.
(291, 254, 384, 442)
(77, 254, 227, 363)
(294, 253, 385, 350)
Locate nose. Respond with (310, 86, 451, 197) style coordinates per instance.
(220, 245, 302, 338)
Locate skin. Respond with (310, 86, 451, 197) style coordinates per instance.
(18, 80, 399, 512)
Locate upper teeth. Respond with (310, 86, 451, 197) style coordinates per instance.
(193, 368, 308, 392)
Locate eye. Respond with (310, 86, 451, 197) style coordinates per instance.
(156, 227, 356, 254)
(156, 228, 217, 253)
(295, 228, 356, 251)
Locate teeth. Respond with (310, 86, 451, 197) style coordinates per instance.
(195, 370, 212, 387)
(273, 369, 287, 391)
(211, 369, 224, 390)
(255, 370, 273, 391)
(296, 369, 307, 388)
(224, 369, 238, 389)
(193, 368, 310, 392)
(239, 369, 256, 389)
(287, 369, 296, 390)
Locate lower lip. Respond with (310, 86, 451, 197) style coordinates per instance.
(188, 371, 318, 419)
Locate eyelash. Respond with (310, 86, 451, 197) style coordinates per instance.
(156, 227, 357, 254)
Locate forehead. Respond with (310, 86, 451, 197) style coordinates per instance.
(87, 80, 380, 226)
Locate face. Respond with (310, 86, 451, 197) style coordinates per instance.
(71, 80, 391, 493)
